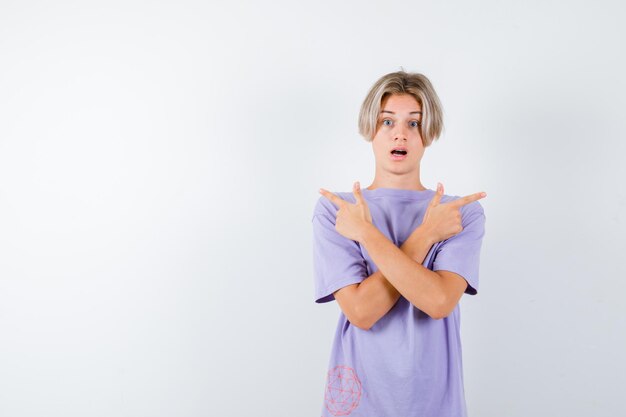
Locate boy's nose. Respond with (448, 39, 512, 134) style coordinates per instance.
(394, 126, 408, 141)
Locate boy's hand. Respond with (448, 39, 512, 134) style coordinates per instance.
(319, 181, 373, 243)
(420, 183, 486, 243)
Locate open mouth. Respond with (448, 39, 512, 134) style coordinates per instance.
(390, 148, 408, 160)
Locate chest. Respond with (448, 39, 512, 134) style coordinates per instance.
(357, 199, 440, 274)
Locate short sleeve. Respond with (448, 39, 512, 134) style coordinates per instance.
(312, 203, 368, 303)
(432, 200, 486, 295)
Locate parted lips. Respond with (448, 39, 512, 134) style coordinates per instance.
(391, 146, 408, 155)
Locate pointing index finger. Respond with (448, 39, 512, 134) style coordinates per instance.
(450, 191, 487, 208)
(319, 187, 346, 209)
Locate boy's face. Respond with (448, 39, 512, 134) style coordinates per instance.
(371, 93, 425, 174)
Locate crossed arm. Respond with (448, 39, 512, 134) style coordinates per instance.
(333, 225, 468, 329)
(321, 183, 483, 330)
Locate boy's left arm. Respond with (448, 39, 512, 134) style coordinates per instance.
(359, 224, 469, 319)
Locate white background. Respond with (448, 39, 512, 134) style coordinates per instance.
(1, 1, 625, 416)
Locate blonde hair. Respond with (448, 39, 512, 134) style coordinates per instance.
(358, 70, 444, 146)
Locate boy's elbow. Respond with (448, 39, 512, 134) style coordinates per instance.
(429, 311, 446, 320)
(429, 301, 454, 320)
(350, 318, 372, 331)
(409, 301, 445, 320)
(350, 307, 374, 331)
(426, 290, 453, 320)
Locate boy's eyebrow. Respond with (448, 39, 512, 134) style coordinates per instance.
(380, 110, 423, 115)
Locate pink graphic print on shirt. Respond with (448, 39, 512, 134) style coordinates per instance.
(324, 365, 362, 416)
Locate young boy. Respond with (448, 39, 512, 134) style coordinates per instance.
(312, 70, 487, 417)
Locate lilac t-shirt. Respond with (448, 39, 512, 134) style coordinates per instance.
(312, 187, 486, 417)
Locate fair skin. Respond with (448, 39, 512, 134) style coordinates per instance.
(327, 217, 437, 331)
(319, 93, 487, 328)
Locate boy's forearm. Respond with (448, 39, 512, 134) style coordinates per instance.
(359, 224, 444, 319)
(355, 226, 436, 329)
(401, 225, 437, 261)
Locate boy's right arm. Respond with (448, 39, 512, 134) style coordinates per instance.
(333, 225, 436, 330)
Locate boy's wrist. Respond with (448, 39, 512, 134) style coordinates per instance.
(408, 225, 436, 250)
(359, 222, 380, 247)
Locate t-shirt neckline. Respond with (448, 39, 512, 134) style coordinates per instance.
(361, 187, 435, 200)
